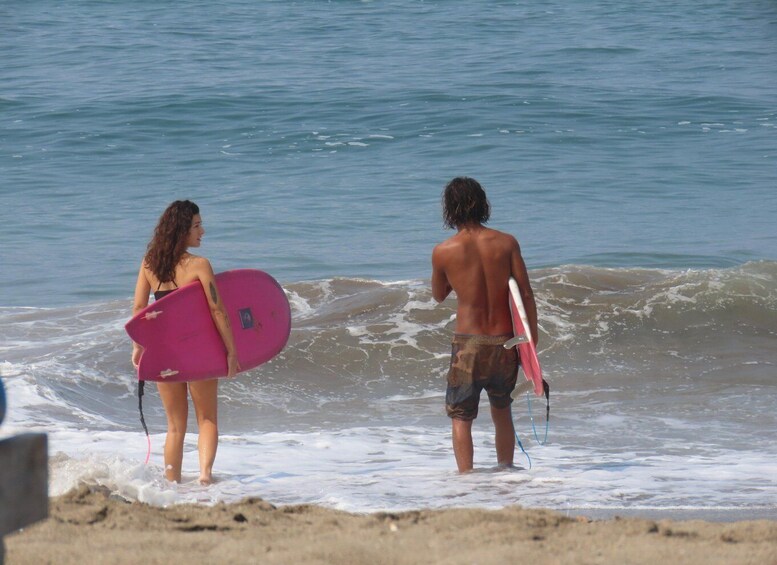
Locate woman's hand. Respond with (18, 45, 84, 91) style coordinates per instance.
(227, 353, 240, 379)
(227, 352, 240, 378)
(131, 344, 143, 369)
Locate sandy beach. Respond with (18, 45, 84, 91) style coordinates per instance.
(5, 486, 777, 565)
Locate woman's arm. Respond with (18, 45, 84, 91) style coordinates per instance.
(193, 258, 240, 377)
(131, 262, 151, 368)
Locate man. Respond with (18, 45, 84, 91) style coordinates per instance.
(431, 177, 538, 472)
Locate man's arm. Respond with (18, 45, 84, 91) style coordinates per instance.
(431, 244, 453, 303)
(510, 238, 539, 346)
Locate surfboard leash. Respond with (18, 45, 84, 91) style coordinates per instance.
(514, 429, 532, 470)
(138, 380, 151, 464)
(512, 379, 550, 469)
(527, 379, 550, 445)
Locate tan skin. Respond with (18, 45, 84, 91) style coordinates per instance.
(132, 214, 239, 485)
(432, 222, 538, 472)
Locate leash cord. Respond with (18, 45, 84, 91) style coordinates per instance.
(514, 428, 532, 470)
(138, 381, 151, 464)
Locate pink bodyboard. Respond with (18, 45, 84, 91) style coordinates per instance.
(507, 277, 543, 396)
(126, 269, 291, 382)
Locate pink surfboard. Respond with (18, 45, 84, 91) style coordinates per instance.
(125, 269, 291, 382)
(505, 277, 543, 396)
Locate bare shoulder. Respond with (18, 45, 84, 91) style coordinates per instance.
(436, 233, 467, 261)
(431, 243, 447, 270)
(433, 234, 460, 255)
(485, 227, 519, 248)
(183, 254, 214, 276)
(137, 259, 153, 286)
(139, 260, 155, 284)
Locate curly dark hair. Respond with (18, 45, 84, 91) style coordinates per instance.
(144, 200, 200, 283)
(442, 177, 490, 229)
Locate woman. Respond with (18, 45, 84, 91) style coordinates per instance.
(131, 200, 239, 485)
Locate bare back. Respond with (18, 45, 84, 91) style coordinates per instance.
(143, 253, 204, 293)
(432, 225, 538, 341)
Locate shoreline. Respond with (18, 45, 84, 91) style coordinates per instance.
(6, 486, 777, 564)
(564, 507, 777, 523)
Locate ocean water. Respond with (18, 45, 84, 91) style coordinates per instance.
(1, 1, 776, 517)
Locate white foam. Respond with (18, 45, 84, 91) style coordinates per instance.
(25, 417, 777, 513)
(383, 389, 442, 402)
(285, 289, 315, 318)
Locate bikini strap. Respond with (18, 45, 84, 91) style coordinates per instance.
(155, 279, 178, 291)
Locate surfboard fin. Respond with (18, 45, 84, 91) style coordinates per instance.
(503, 335, 529, 349)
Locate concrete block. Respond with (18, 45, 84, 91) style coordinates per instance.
(0, 434, 48, 537)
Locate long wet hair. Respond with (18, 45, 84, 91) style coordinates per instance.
(442, 177, 491, 229)
(144, 200, 200, 283)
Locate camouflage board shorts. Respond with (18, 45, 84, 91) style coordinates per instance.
(445, 334, 520, 421)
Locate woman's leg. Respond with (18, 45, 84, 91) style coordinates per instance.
(156, 382, 189, 483)
(189, 378, 219, 485)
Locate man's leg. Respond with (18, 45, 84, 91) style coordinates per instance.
(486, 341, 519, 468)
(451, 418, 474, 472)
(491, 405, 515, 467)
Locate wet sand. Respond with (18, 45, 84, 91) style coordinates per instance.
(6, 486, 777, 564)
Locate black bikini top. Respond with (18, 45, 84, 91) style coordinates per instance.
(153, 280, 178, 301)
